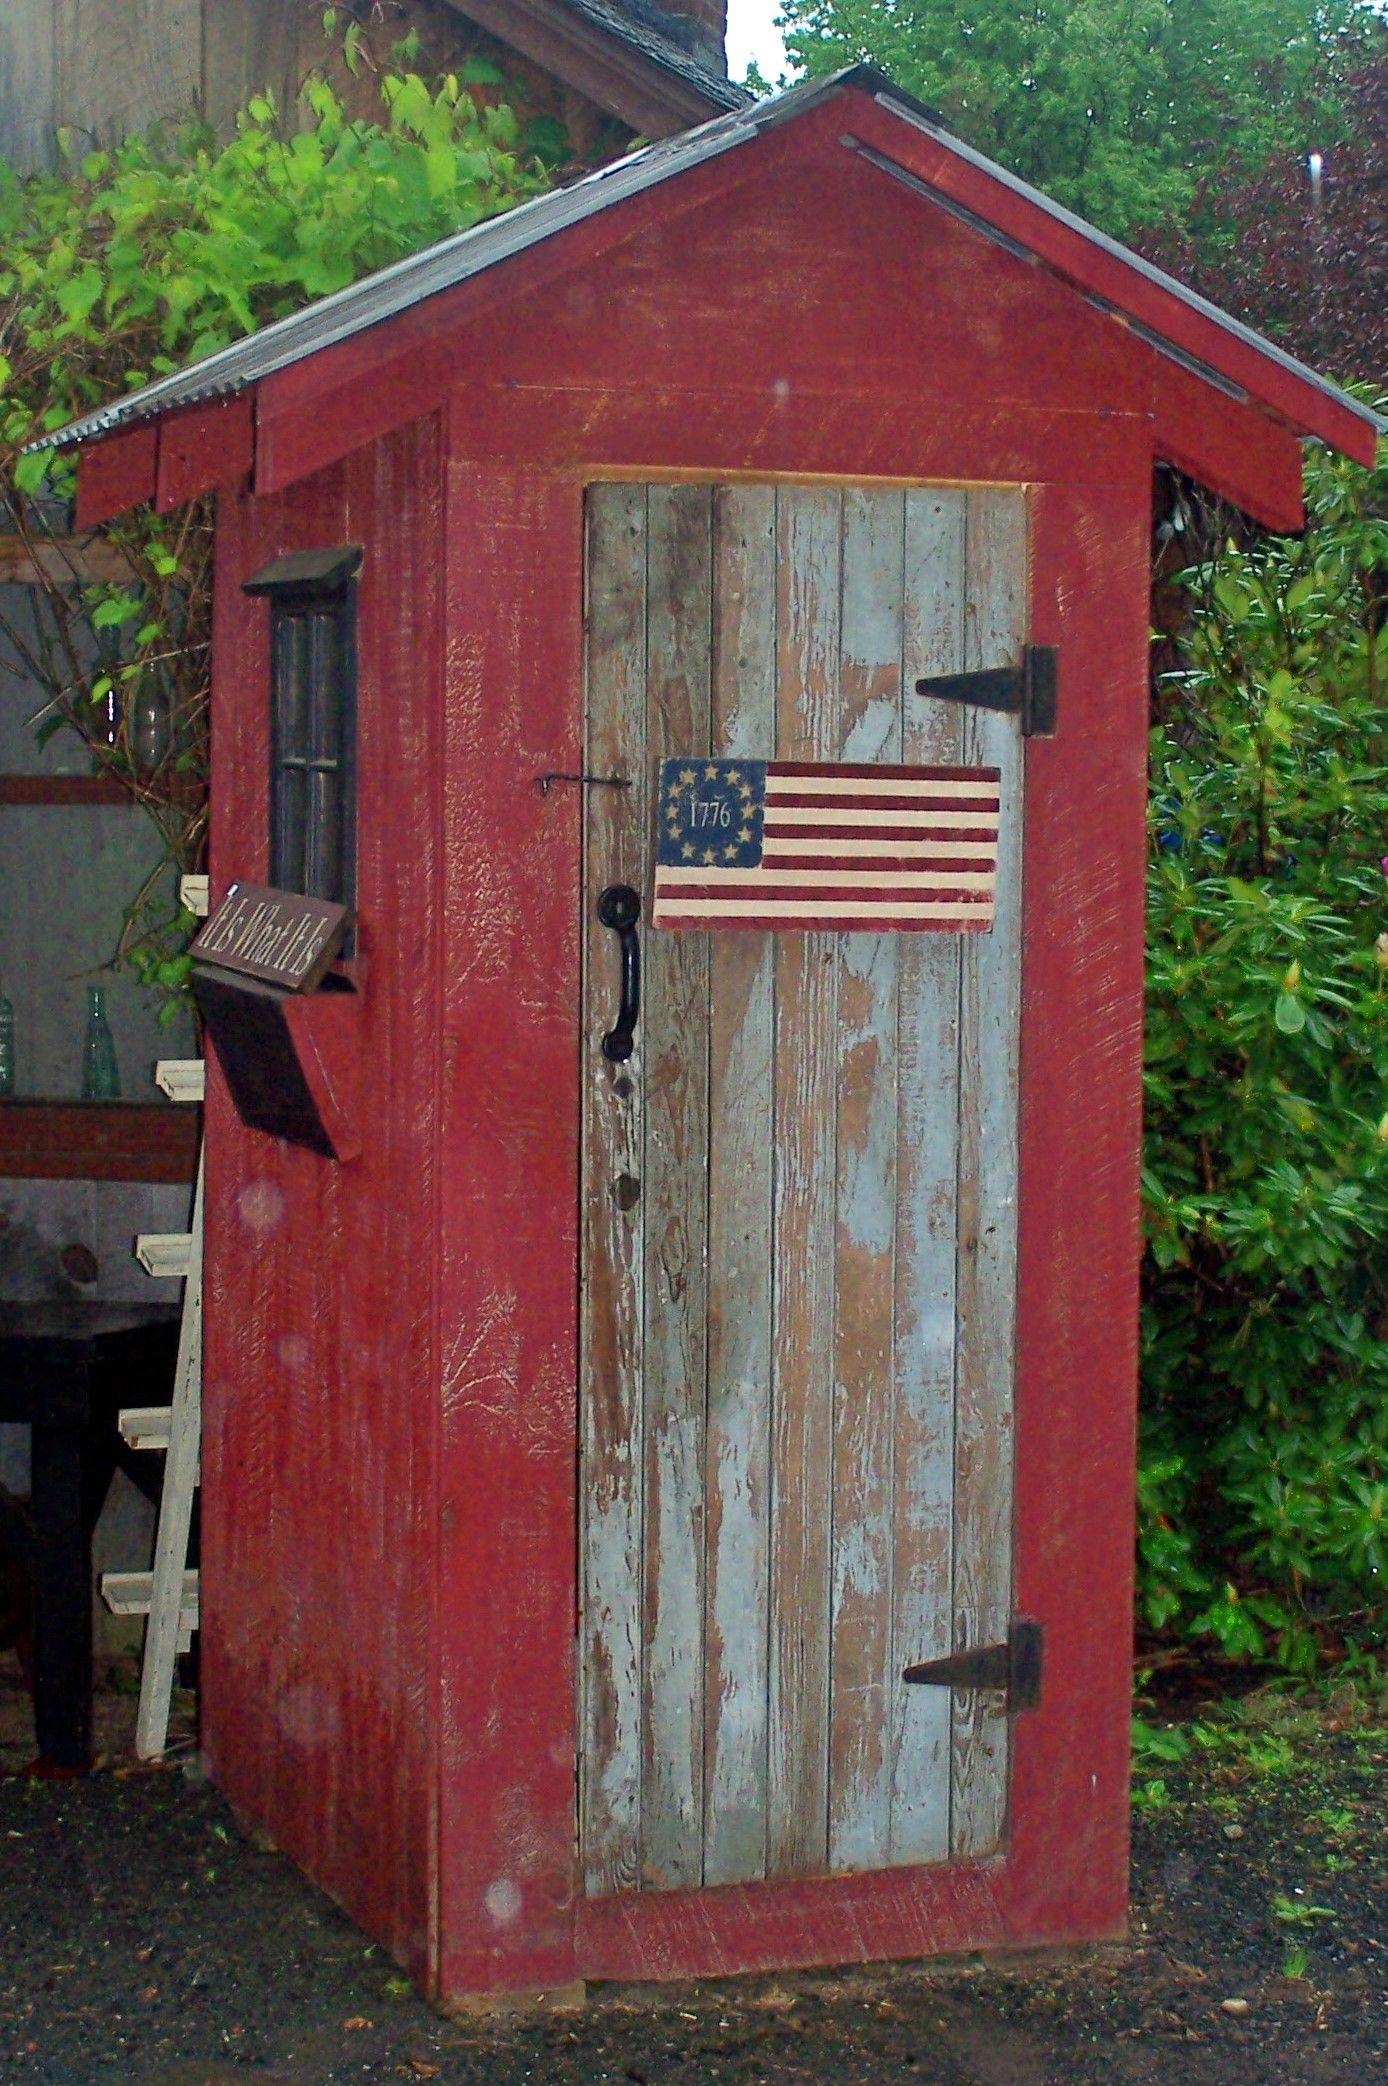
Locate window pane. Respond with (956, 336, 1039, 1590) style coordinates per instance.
(273, 763, 308, 889)
(307, 612, 342, 763)
(307, 766, 342, 902)
(272, 615, 310, 760)
(264, 575, 355, 911)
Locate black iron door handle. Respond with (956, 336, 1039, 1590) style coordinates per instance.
(597, 884, 641, 1062)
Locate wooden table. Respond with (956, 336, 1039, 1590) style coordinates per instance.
(0, 1301, 179, 1769)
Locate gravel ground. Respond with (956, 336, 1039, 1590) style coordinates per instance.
(0, 1667, 1382, 2085)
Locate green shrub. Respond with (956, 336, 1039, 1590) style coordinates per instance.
(1, 48, 550, 464)
(0, 33, 551, 1004)
(1140, 426, 1387, 1671)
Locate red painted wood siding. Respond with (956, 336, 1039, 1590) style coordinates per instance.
(201, 414, 446, 1983)
(432, 451, 587, 1999)
(421, 458, 1150, 1990)
(192, 116, 1160, 1996)
(251, 93, 1312, 525)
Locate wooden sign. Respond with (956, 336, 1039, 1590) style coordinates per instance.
(191, 882, 349, 993)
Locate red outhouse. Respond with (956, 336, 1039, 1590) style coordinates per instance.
(43, 68, 1379, 2004)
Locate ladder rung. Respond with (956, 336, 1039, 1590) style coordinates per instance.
(118, 1405, 172, 1452)
(116, 1411, 197, 1485)
(135, 1231, 194, 1279)
(179, 873, 209, 918)
(154, 1058, 205, 1103)
(101, 1567, 199, 1629)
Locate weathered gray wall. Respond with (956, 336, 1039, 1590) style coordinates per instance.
(0, 585, 196, 1095)
(0, 0, 360, 173)
(0, 801, 196, 1097)
(0, 0, 203, 172)
(0, 0, 618, 172)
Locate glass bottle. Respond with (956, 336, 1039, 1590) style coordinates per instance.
(130, 681, 173, 772)
(80, 985, 121, 1100)
(0, 977, 13, 1096)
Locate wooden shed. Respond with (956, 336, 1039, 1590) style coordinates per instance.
(40, 68, 1379, 2004)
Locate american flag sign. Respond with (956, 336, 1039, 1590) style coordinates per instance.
(652, 758, 1001, 932)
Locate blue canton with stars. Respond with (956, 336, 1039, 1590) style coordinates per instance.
(656, 758, 767, 869)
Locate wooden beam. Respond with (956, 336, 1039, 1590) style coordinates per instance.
(0, 533, 134, 586)
(434, 447, 585, 1999)
(154, 394, 255, 512)
(0, 774, 129, 806)
(1151, 362, 1305, 533)
(450, 383, 1150, 489)
(0, 1100, 200, 1182)
(443, 0, 728, 136)
(74, 423, 157, 529)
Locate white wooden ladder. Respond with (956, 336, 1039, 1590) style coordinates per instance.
(100, 873, 208, 1759)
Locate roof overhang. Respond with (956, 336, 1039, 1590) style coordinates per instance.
(444, 0, 745, 136)
(31, 68, 1382, 522)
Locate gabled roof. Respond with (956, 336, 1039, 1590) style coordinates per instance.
(32, 67, 1382, 468)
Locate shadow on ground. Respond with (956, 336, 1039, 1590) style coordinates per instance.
(0, 1655, 1382, 2084)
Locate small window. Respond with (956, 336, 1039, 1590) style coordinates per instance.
(244, 546, 362, 906)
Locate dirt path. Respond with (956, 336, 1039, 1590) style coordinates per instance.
(0, 1675, 1382, 2084)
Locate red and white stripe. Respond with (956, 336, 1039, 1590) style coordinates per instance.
(653, 761, 1001, 932)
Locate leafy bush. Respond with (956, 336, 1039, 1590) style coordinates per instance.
(1130, 33, 1388, 388)
(0, 31, 550, 1004)
(1140, 426, 1388, 1671)
(775, 0, 1378, 239)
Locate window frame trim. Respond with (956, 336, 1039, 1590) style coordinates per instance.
(244, 545, 362, 915)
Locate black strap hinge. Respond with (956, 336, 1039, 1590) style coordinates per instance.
(915, 646, 1057, 738)
(902, 1619, 1043, 1716)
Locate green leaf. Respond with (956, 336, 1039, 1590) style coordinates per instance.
(12, 449, 49, 494)
(54, 267, 102, 326)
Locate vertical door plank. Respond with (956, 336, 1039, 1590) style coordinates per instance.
(890, 488, 968, 1862)
(951, 487, 1027, 1858)
(580, 476, 1027, 1897)
(639, 487, 713, 1890)
(703, 486, 777, 1887)
(580, 484, 648, 1895)
(767, 486, 842, 1877)
(827, 490, 904, 1872)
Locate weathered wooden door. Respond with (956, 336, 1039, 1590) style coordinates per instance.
(579, 481, 1025, 1896)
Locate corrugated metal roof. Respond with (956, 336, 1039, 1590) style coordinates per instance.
(29, 66, 1383, 457)
(564, 0, 748, 111)
(30, 75, 830, 455)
